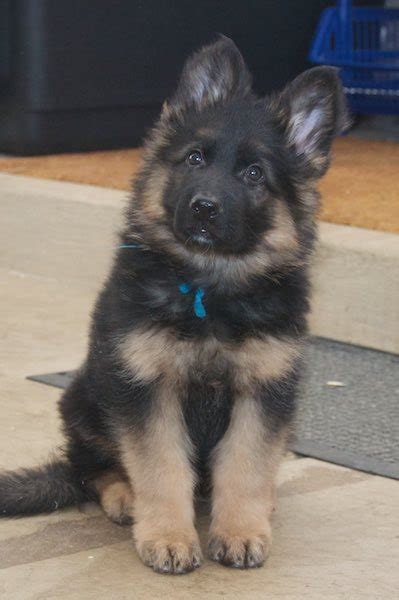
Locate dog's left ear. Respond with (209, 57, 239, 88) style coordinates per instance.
(278, 67, 349, 177)
(163, 36, 252, 118)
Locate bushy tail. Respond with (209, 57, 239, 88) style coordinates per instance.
(0, 459, 92, 517)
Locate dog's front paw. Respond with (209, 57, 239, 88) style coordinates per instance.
(208, 533, 271, 569)
(137, 535, 203, 574)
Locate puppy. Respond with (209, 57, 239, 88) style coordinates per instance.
(0, 37, 347, 574)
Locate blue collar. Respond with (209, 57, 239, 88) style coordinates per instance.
(178, 283, 206, 319)
(119, 244, 207, 319)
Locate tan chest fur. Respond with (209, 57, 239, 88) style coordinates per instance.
(118, 327, 300, 393)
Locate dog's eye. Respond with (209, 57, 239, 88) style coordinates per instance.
(245, 164, 263, 183)
(187, 150, 203, 166)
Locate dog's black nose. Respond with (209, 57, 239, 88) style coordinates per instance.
(190, 197, 219, 221)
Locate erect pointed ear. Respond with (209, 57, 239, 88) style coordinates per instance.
(279, 67, 349, 177)
(163, 36, 252, 119)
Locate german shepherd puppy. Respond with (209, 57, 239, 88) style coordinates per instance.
(0, 37, 347, 574)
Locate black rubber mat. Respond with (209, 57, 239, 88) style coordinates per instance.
(292, 338, 399, 479)
(27, 337, 399, 479)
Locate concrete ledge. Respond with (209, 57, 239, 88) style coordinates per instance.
(1, 173, 398, 354)
(0, 172, 128, 207)
(0, 174, 124, 291)
(310, 222, 399, 354)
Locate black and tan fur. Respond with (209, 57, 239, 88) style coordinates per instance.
(0, 37, 347, 574)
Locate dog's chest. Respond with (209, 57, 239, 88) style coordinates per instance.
(162, 335, 234, 458)
(119, 327, 236, 385)
(183, 365, 234, 461)
(119, 324, 298, 457)
(119, 329, 235, 454)
(119, 325, 297, 389)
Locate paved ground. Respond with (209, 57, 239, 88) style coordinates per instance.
(0, 175, 398, 599)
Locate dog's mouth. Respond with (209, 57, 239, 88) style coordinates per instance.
(188, 225, 215, 245)
(176, 224, 221, 252)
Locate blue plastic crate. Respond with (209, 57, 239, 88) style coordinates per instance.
(309, 0, 399, 114)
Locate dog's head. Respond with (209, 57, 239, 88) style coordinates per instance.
(130, 37, 348, 280)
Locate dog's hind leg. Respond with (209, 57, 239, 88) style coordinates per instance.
(93, 470, 134, 526)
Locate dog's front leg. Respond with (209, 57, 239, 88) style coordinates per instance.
(120, 385, 202, 574)
(208, 395, 288, 569)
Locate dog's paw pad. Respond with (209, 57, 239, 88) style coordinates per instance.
(140, 538, 203, 575)
(208, 533, 270, 569)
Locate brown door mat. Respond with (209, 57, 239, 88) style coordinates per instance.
(1, 138, 398, 234)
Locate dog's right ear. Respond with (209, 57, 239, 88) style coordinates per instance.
(277, 67, 349, 178)
(162, 36, 252, 119)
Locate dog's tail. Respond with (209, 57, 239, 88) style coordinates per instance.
(0, 459, 92, 517)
